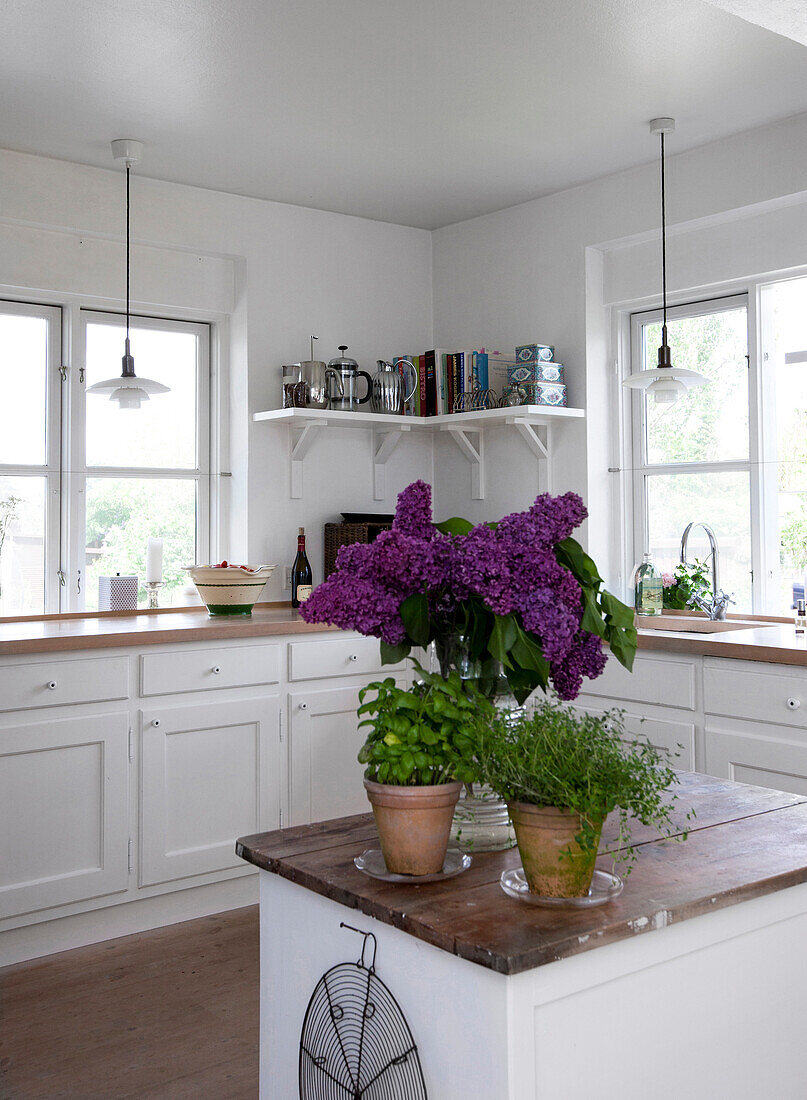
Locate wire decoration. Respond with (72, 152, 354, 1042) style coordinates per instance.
(452, 388, 501, 413)
(299, 922, 427, 1099)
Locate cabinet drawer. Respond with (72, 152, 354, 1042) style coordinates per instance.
(582, 655, 696, 710)
(0, 656, 129, 712)
(704, 662, 807, 729)
(704, 724, 807, 796)
(140, 643, 280, 697)
(575, 702, 695, 770)
(288, 635, 404, 682)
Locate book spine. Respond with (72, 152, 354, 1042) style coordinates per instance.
(447, 354, 455, 414)
(425, 350, 436, 416)
(417, 355, 426, 416)
(477, 352, 488, 391)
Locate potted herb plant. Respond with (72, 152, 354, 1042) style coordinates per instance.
(357, 664, 479, 875)
(470, 701, 686, 897)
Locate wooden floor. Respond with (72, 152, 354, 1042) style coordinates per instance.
(0, 907, 259, 1099)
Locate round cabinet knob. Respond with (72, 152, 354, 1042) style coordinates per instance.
(152, 718, 161, 727)
(212, 666, 221, 674)
(349, 654, 359, 663)
(787, 697, 801, 711)
(299, 702, 308, 711)
(47, 680, 57, 690)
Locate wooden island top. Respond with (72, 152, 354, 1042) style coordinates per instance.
(237, 772, 807, 975)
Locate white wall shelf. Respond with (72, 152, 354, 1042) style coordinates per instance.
(253, 404, 584, 500)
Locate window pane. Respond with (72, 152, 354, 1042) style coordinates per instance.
(768, 276, 807, 611)
(642, 306, 748, 465)
(646, 471, 752, 612)
(84, 478, 196, 610)
(0, 476, 46, 615)
(85, 321, 198, 468)
(0, 312, 48, 465)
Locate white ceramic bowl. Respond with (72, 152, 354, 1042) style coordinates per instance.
(185, 564, 276, 616)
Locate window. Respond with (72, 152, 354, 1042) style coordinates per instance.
(629, 295, 755, 611)
(629, 278, 807, 616)
(0, 301, 211, 615)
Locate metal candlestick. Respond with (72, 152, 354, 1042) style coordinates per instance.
(145, 581, 166, 609)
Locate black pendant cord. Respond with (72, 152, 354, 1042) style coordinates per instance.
(126, 161, 130, 344)
(657, 130, 672, 369)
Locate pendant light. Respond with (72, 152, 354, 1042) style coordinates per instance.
(87, 139, 169, 410)
(622, 118, 709, 405)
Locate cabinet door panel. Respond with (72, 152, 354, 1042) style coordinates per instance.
(0, 713, 129, 919)
(288, 682, 405, 827)
(705, 725, 807, 796)
(140, 697, 280, 886)
(574, 701, 695, 770)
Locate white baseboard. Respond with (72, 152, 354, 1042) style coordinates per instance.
(0, 876, 258, 968)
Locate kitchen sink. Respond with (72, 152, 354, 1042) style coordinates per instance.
(637, 615, 777, 634)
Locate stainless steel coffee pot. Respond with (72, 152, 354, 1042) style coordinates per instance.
(298, 336, 343, 409)
(371, 359, 418, 415)
(327, 346, 372, 412)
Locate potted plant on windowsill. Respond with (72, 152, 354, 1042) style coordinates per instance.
(470, 701, 688, 898)
(357, 664, 480, 876)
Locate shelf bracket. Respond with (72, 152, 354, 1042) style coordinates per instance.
(372, 427, 409, 500)
(289, 422, 324, 498)
(509, 417, 552, 492)
(444, 426, 485, 499)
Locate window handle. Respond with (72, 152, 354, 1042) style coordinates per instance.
(57, 569, 66, 587)
(76, 570, 81, 595)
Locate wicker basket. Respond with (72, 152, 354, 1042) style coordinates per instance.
(324, 521, 393, 578)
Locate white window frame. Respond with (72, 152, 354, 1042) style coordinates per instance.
(0, 299, 63, 612)
(71, 309, 212, 612)
(0, 298, 217, 614)
(626, 292, 762, 612)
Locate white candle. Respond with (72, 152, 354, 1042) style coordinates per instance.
(146, 537, 163, 583)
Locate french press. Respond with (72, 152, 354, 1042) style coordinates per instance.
(327, 346, 372, 412)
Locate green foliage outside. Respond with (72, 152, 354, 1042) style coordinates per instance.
(85, 480, 195, 608)
(357, 663, 487, 786)
(468, 700, 692, 874)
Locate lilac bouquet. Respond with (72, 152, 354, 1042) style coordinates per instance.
(301, 481, 636, 702)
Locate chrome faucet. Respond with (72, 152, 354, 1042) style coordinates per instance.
(680, 522, 734, 621)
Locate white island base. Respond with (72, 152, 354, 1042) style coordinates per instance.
(257, 862, 807, 1099)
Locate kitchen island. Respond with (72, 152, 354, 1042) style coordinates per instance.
(238, 772, 807, 1099)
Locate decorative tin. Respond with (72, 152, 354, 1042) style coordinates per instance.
(521, 381, 567, 407)
(507, 361, 565, 386)
(98, 573, 139, 611)
(515, 343, 555, 363)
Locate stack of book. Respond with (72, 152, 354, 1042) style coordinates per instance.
(393, 343, 567, 415)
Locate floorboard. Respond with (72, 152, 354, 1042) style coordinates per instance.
(0, 907, 259, 1100)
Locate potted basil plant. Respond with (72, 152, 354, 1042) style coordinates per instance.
(470, 701, 688, 897)
(357, 664, 478, 876)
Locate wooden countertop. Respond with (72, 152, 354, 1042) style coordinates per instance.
(0, 603, 337, 655)
(637, 616, 807, 667)
(236, 772, 807, 975)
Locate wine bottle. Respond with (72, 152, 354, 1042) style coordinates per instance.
(291, 526, 313, 608)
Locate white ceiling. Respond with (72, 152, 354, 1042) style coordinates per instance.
(702, 0, 807, 46)
(1, 0, 806, 229)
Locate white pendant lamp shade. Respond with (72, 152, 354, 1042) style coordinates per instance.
(87, 139, 169, 409)
(622, 118, 709, 406)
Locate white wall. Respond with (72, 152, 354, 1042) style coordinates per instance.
(0, 148, 434, 597)
(432, 111, 807, 584)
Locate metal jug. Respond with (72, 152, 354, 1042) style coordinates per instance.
(327, 346, 372, 412)
(298, 336, 343, 409)
(371, 359, 418, 415)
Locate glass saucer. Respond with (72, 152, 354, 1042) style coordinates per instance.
(355, 848, 471, 884)
(500, 867, 624, 908)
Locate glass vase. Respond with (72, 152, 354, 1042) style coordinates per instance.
(428, 639, 519, 853)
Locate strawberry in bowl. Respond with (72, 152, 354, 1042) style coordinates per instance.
(185, 563, 277, 616)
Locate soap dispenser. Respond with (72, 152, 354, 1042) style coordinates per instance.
(633, 552, 663, 616)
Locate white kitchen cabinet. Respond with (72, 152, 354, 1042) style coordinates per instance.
(288, 634, 406, 682)
(704, 720, 807, 797)
(582, 653, 697, 710)
(140, 643, 280, 697)
(0, 712, 129, 919)
(0, 655, 128, 711)
(574, 701, 695, 771)
(139, 696, 281, 887)
(287, 682, 408, 827)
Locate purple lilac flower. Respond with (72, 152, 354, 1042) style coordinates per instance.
(392, 480, 434, 540)
(550, 631, 607, 700)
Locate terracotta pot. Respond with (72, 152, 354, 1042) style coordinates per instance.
(508, 802, 603, 898)
(364, 779, 462, 876)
